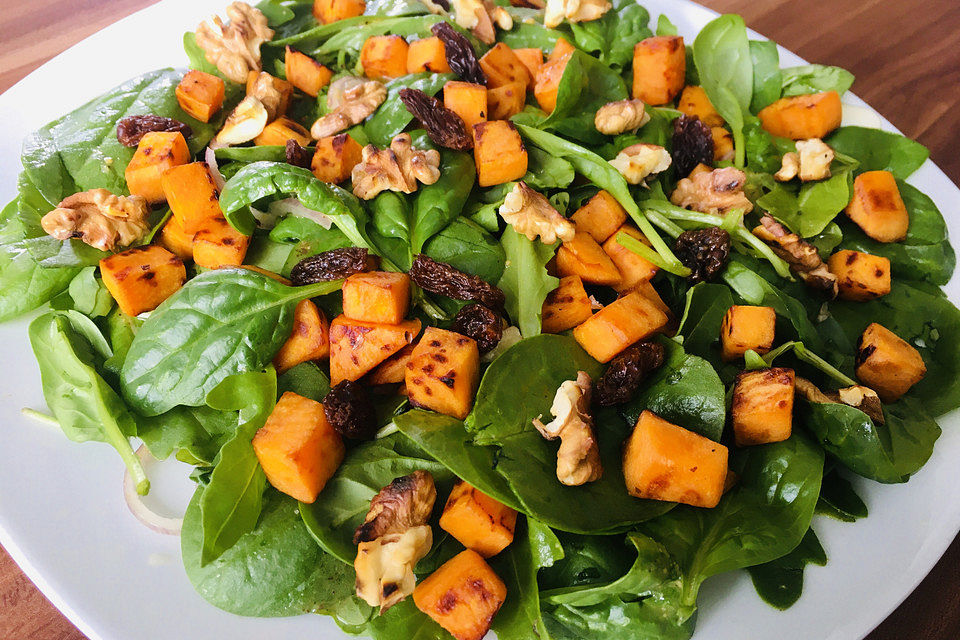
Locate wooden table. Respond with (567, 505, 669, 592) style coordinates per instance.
(1, 1, 958, 639)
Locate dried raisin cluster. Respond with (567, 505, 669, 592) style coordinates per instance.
(674, 227, 731, 284)
(594, 341, 666, 406)
(431, 22, 486, 86)
(324, 380, 377, 440)
(671, 115, 714, 178)
(116, 115, 192, 147)
(409, 254, 505, 310)
(285, 139, 313, 168)
(451, 303, 503, 353)
(399, 88, 473, 151)
(290, 248, 379, 285)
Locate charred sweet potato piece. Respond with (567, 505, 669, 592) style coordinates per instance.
(622, 410, 728, 508)
(549, 37, 576, 62)
(479, 43, 531, 89)
(720, 305, 776, 362)
(342, 271, 412, 324)
(632, 36, 685, 106)
(533, 44, 573, 113)
(192, 216, 250, 269)
(602, 225, 658, 292)
(828, 249, 891, 301)
(856, 323, 926, 402)
(844, 170, 909, 243)
(361, 35, 410, 80)
(513, 48, 543, 88)
(125, 131, 191, 204)
(571, 190, 628, 243)
(158, 216, 194, 262)
(541, 275, 593, 334)
(732, 368, 795, 446)
(330, 316, 422, 385)
(711, 126, 734, 162)
(556, 230, 622, 287)
(160, 162, 222, 234)
(487, 81, 526, 120)
(633, 279, 673, 324)
(285, 46, 333, 97)
(368, 343, 416, 385)
(573, 291, 669, 363)
(758, 91, 842, 140)
(444, 81, 488, 131)
(311, 133, 364, 184)
(254, 117, 313, 147)
(99, 245, 186, 316)
(473, 120, 527, 186)
(407, 37, 451, 74)
(274, 299, 331, 374)
(439, 481, 517, 557)
(253, 391, 345, 503)
(413, 549, 507, 640)
(175, 70, 225, 123)
(677, 86, 723, 127)
(406, 327, 480, 420)
(313, 0, 365, 23)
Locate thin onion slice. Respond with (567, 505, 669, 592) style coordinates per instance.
(123, 445, 183, 536)
(270, 197, 334, 229)
(205, 146, 226, 190)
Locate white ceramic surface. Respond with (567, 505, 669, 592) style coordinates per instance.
(0, 1, 957, 639)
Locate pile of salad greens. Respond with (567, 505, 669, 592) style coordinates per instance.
(3, 0, 959, 638)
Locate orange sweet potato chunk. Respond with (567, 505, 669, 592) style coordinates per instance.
(285, 46, 333, 97)
(368, 343, 416, 385)
(312, 133, 363, 184)
(549, 37, 576, 62)
(602, 225, 658, 292)
(487, 81, 526, 120)
(571, 190, 628, 243)
(313, 0, 365, 23)
(513, 48, 543, 88)
(556, 230, 622, 287)
(632, 36, 685, 106)
(342, 271, 411, 324)
(192, 216, 250, 269)
(479, 43, 531, 89)
(711, 126, 734, 162)
(844, 170, 909, 243)
(160, 162, 222, 234)
(361, 35, 410, 80)
(855, 323, 926, 402)
(176, 70, 225, 123)
(573, 291, 669, 362)
(99, 245, 186, 317)
(622, 410, 728, 508)
(439, 481, 517, 557)
(125, 131, 191, 204)
(473, 121, 527, 187)
(407, 36, 451, 74)
(445, 81, 488, 131)
(720, 305, 776, 361)
(677, 85, 723, 127)
(827, 249, 891, 301)
(252, 391, 345, 503)
(541, 275, 593, 334)
(732, 368, 795, 446)
(406, 327, 480, 420)
(533, 45, 572, 114)
(274, 299, 331, 374)
(413, 549, 507, 640)
(758, 91, 842, 140)
(158, 216, 194, 262)
(254, 117, 313, 147)
(329, 316, 422, 385)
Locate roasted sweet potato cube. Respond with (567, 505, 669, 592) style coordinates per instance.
(513, 48, 543, 88)
(311, 133, 363, 184)
(158, 216, 194, 262)
(285, 46, 333, 97)
(368, 343, 416, 385)
(549, 37, 576, 62)
(720, 305, 776, 362)
(99, 245, 186, 317)
(473, 121, 527, 187)
(413, 549, 507, 640)
(622, 410, 728, 508)
(407, 36, 451, 74)
(274, 299, 331, 374)
(844, 170, 909, 243)
(732, 368, 795, 446)
(541, 275, 593, 334)
(406, 327, 480, 420)
(487, 82, 526, 120)
(828, 250, 891, 301)
(313, 0, 365, 23)
(633, 279, 673, 323)
(329, 316, 421, 385)
(602, 225, 658, 292)
(571, 190, 628, 243)
(253, 391, 345, 503)
(125, 131, 191, 204)
(361, 35, 409, 80)
(677, 85, 723, 127)
(444, 81, 488, 131)
(711, 126, 734, 162)
(175, 70, 225, 123)
(192, 216, 250, 269)
(246, 71, 295, 119)
(479, 43, 531, 89)
(439, 481, 517, 557)
(254, 117, 313, 147)
(573, 291, 669, 362)
(556, 230, 622, 287)
(533, 48, 572, 114)
(632, 36, 685, 106)
(342, 271, 411, 324)
(160, 162, 222, 234)
(856, 323, 926, 402)
(758, 91, 842, 140)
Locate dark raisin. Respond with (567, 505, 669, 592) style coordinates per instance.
(290, 248, 379, 285)
(409, 254, 505, 310)
(285, 139, 313, 168)
(674, 227, 731, 284)
(594, 341, 666, 406)
(509, 0, 545, 7)
(399, 88, 473, 151)
(324, 380, 377, 440)
(431, 22, 487, 86)
(671, 115, 714, 178)
(451, 303, 503, 353)
(432, 0, 450, 9)
(116, 115, 192, 147)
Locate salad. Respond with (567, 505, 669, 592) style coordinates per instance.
(4, 0, 958, 638)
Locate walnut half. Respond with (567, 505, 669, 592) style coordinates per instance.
(498, 181, 575, 244)
(544, 0, 612, 29)
(352, 134, 440, 200)
(595, 99, 650, 136)
(753, 215, 838, 298)
(213, 95, 269, 147)
(670, 165, 754, 215)
(311, 77, 387, 139)
(609, 143, 672, 185)
(795, 376, 884, 425)
(533, 371, 603, 486)
(775, 138, 835, 182)
(40, 189, 150, 251)
(195, 2, 274, 83)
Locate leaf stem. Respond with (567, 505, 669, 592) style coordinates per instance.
(21, 408, 60, 428)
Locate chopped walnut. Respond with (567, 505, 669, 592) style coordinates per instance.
(247, 71, 283, 121)
(213, 95, 269, 147)
(609, 143, 672, 185)
(544, 0, 612, 28)
(489, 2, 513, 29)
(311, 77, 387, 139)
(450, 0, 508, 44)
(40, 189, 150, 251)
(498, 182, 575, 244)
(354, 471, 436, 613)
(194, 2, 273, 83)
(754, 215, 837, 297)
(775, 138, 835, 182)
(670, 165, 754, 215)
(533, 371, 603, 486)
(352, 134, 440, 200)
(795, 377, 884, 425)
(594, 99, 650, 136)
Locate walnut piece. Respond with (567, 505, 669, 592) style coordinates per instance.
(775, 138, 835, 182)
(451, 0, 508, 44)
(670, 165, 754, 215)
(545, 0, 612, 28)
(795, 377, 884, 425)
(247, 71, 283, 121)
(41, 189, 150, 251)
(609, 143, 672, 185)
(354, 471, 436, 613)
(498, 181, 575, 244)
(753, 215, 838, 297)
(352, 133, 441, 200)
(195, 2, 273, 83)
(311, 77, 387, 139)
(533, 371, 603, 486)
(213, 95, 268, 147)
(594, 99, 650, 136)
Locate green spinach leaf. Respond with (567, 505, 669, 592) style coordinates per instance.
(365, 74, 452, 146)
(746, 527, 826, 610)
(826, 126, 929, 179)
(749, 40, 781, 113)
(569, 0, 652, 70)
(497, 226, 558, 338)
(781, 64, 854, 97)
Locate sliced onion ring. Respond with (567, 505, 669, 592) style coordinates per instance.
(271, 197, 334, 229)
(123, 445, 183, 536)
(205, 146, 226, 190)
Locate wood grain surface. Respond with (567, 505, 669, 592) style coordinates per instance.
(1, 1, 958, 639)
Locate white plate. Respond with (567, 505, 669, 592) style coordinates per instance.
(1, 1, 958, 639)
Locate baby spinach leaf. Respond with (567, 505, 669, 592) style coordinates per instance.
(749, 40, 781, 113)
(746, 527, 826, 610)
(136, 404, 237, 464)
(539, 50, 628, 145)
(656, 14, 678, 37)
(569, 0, 652, 70)
(363, 599, 446, 640)
(278, 360, 331, 402)
(497, 226, 559, 338)
(816, 466, 868, 522)
(56, 267, 114, 317)
(183, 32, 225, 77)
(365, 73, 452, 146)
(120, 268, 342, 415)
(524, 146, 576, 189)
(781, 64, 854, 97)
(368, 191, 414, 270)
(675, 282, 734, 365)
(365, 0, 432, 16)
(423, 217, 506, 285)
(826, 126, 929, 179)
(499, 20, 566, 51)
(411, 150, 476, 254)
(312, 15, 443, 62)
(215, 145, 294, 163)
